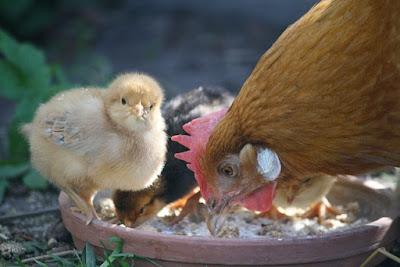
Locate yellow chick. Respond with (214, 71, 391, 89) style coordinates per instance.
(257, 174, 341, 223)
(22, 73, 167, 223)
(274, 174, 336, 210)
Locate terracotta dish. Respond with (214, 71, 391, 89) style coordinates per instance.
(59, 177, 400, 266)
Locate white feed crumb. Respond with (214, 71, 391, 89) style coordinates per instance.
(132, 201, 370, 239)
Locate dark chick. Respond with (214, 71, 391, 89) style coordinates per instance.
(113, 86, 234, 227)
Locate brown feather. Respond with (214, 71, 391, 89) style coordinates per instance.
(204, 0, 400, 190)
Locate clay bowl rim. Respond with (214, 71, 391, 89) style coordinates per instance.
(59, 192, 394, 244)
(59, 176, 399, 265)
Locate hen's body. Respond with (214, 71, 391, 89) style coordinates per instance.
(206, 0, 400, 189)
(173, 0, 400, 235)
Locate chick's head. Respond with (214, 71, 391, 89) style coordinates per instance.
(274, 174, 335, 209)
(105, 73, 164, 132)
(113, 189, 166, 228)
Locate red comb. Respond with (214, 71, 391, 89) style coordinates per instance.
(171, 108, 228, 198)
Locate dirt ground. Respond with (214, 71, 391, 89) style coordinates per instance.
(1, 0, 399, 265)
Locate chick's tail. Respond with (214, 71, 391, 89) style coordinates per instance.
(19, 123, 32, 139)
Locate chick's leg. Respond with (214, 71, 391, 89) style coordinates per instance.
(302, 197, 342, 224)
(169, 191, 202, 225)
(254, 205, 289, 220)
(62, 186, 99, 224)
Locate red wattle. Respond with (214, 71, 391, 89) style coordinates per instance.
(234, 182, 276, 211)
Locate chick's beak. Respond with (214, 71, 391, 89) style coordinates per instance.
(287, 185, 294, 204)
(205, 196, 235, 236)
(124, 218, 133, 228)
(131, 102, 144, 117)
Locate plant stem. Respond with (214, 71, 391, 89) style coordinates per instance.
(21, 250, 79, 264)
(0, 207, 60, 222)
(360, 247, 400, 267)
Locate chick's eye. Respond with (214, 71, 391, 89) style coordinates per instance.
(121, 98, 127, 105)
(218, 162, 238, 177)
(303, 178, 311, 184)
(138, 207, 145, 214)
(149, 104, 154, 110)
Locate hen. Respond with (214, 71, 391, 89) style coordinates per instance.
(113, 86, 234, 227)
(173, 0, 400, 235)
(22, 73, 167, 223)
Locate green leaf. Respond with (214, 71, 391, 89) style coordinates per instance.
(8, 96, 42, 159)
(99, 238, 124, 267)
(0, 259, 21, 266)
(133, 256, 161, 267)
(74, 249, 84, 266)
(82, 242, 97, 267)
(0, 60, 23, 100)
(51, 64, 69, 86)
(0, 0, 33, 22)
(0, 178, 9, 204)
(34, 260, 48, 267)
(15, 255, 26, 267)
(0, 29, 51, 99)
(108, 237, 123, 254)
(22, 168, 48, 189)
(47, 252, 78, 266)
(99, 239, 113, 257)
(8, 120, 29, 160)
(0, 162, 30, 179)
(22, 241, 48, 252)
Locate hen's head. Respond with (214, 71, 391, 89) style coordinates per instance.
(172, 109, 281, 235)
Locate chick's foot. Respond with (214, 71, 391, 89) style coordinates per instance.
(169, 191, 204, 225)
(254, 205, 289, 220)
(63, 186, 100, 224)
(302, 197, 342, 224)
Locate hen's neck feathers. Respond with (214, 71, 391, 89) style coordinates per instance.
(206, 0, 400, 179)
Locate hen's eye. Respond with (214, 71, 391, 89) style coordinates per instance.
(121, 98, 127, 105)
(222, 166, 233, 175)
(303, 178, 311, 184)
(218, 162, 238, 177)
(138, 207, 145, 214)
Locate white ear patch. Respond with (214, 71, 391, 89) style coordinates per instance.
(257, 148, 281, 181)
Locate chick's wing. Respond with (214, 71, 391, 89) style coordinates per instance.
(37, 89, 108, 156)
(43, 112, 85, 150)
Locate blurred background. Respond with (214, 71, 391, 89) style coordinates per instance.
(0, 0, 317, 205)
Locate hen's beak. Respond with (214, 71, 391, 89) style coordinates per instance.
(131, 101, 144, 117)
(205, 197, 235, 236)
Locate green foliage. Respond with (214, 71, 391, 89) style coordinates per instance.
(22, 168, 48, 190)
(0, 28, 70, 199)
(0, 0, 116, 39)
(22, 240, 49, 254)
(0, 237, 161, 267)
(0, 162, 30, 203)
